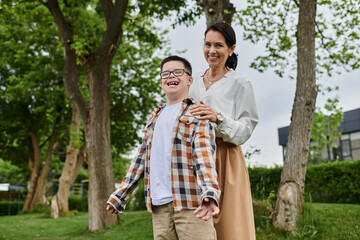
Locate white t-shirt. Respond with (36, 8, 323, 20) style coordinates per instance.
(150, 101, 182, 205)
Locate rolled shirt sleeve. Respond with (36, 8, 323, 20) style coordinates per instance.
(192, 119, 220, 205)
(107, 139, 146, 213)
(216, 81, 259, 145)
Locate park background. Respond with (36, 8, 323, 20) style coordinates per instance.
(1, 0, 360, 239)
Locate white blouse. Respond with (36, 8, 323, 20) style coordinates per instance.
(189, 69, 259, 146)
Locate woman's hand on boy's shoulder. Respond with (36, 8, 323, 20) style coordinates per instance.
(147, 102, 163, 121)
(190, 101, 217, 123)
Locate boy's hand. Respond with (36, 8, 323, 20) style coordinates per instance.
(193, 197, 220, 221)
(106, 204, 122, 215)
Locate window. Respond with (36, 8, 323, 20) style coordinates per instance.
(341, 139, 352, 160)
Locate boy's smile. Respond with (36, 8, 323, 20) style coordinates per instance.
(166, 79, 180, 86)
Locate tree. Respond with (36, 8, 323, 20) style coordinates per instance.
(310, 94, 343, 164)
(165, 0, 236, 27)
(238, 0, 360, 232)
(273, 0, 317, 231)
(51, 108, 85, 218)
(198, 0, 236, 27)
(42, 1, 127, 229)
(0, 2, 69, 212)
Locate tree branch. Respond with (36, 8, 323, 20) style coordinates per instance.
(315, 22, 332, 56)
(40, 134, 52, 149)
(100, 0, 114, 26)
(44, 0, 89, 125)
(282, 0, 292, 27)
(98, 0, 129, 59)
(292, 0, 299, 8)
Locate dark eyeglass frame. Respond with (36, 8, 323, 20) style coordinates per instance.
(160, 69, 192, 79)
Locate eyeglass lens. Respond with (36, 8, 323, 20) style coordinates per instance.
(160, 69, 185, 78)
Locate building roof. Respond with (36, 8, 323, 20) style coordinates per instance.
(278, 108, 360, 146)
(339, 108, 360, 134)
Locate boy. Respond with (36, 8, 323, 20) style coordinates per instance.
(106, 56, 220, 240)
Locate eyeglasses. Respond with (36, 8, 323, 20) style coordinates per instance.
(160, 69, 191, 79)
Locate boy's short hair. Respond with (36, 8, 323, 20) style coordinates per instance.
(161, 55, 192, 75)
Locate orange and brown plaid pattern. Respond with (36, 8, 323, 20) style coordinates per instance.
(107, 98, 220, 213)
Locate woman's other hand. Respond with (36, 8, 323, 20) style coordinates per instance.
(190, 101, 217, 122)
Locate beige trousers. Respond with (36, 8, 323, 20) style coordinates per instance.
(213, 138, 256, 240)
(152, 202, 216, 240)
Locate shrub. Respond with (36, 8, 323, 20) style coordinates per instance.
(248, 160, 360, 204)
(127, 180, 146, 211)
(0, 201, 24, 216)
(305, 160, 360, 203)
(68, 195, 88, 212)
(248, 166, 282, 200)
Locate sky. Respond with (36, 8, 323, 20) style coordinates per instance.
(163, 9, 360, 167)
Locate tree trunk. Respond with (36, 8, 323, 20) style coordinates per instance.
(273, 0, 317, 232)
(51, 108, 85, 218)
(22, 133, 42, 212)
(22, 128, 57, 212)
(85, 58, 117, 231)
(30, 130, 56, 208)
(198, 0, 236, 27)
(326, 136, 332, 162)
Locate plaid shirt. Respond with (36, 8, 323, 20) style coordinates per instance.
(107, 98, 220, 213)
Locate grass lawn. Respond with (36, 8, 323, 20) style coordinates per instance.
(0, 211, 153, 240)
(0, 202, 359, 240)
(254, 201, 360, 239)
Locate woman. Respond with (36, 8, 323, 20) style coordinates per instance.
(190, 22, 258, 240)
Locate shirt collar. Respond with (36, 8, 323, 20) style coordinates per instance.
(158, 98, 195, 111)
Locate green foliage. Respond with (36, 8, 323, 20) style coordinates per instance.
(75, 167, 89, 182)
(112, 155, 131, 180)
(237, 0, 298, 78)
(110, 11, 168, 154)
(68, 195, 88, 212)
(0, 159, 27, 185)
(305, 161, 360, 203)
(249, 160, 360, 204)
(237, 0, 360, 78)
(1, 0, 175, 184)
(127, 180, 146, 211)
(136, 0, 202, 27)
(248, 166, 282, 200)
(266, 190, 277, 219)
(310, 95, 343, 164)
(0, 1, 71, 168)
(244, 145, 261, 160)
